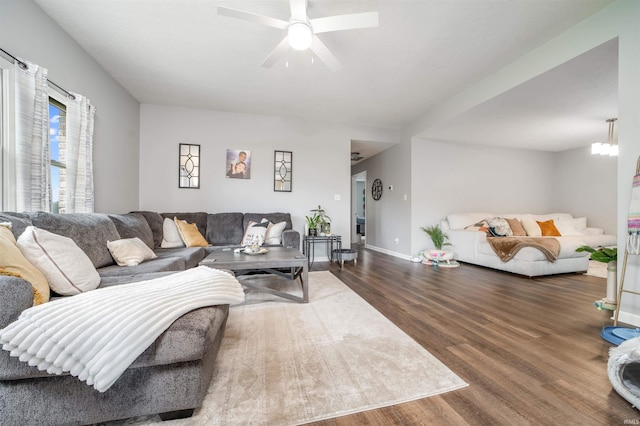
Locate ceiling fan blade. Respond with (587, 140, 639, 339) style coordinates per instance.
(289, 0, 307, 21)
(311, 12, 379, 34)
(310, 35, 341, 71)
(261, 36, 291, 68)
(217, 6, 289, 30)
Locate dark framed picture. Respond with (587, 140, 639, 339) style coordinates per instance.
(179, 144, 200, 189)
(226, 149, 251, 179)
(274, 150, 292, 192)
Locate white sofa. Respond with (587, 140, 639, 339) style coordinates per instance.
(440, 213, 617, 277)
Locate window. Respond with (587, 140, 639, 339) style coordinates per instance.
(49, 97, 66, 213)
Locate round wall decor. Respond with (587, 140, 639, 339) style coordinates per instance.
(372, 178, 383, 200)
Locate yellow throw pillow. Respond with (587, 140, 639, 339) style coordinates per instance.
(536, 219, 562, 237)
(0, 224, 49, 305)
(174, 218, 209, 247)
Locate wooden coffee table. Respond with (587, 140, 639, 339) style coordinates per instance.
(199, 246, 309, 303)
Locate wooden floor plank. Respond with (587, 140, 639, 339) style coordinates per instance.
(303, 245, 640, 425)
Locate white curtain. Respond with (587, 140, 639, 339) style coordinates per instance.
(14, 59, 50, 212)
(64, 93, 95, 213)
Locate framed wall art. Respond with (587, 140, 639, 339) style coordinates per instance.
(178, 143, 200, 189)
(226, 149, 251, 179)
(274, 150, 292, 192)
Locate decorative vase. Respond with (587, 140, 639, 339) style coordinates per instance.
(606, 260, 617, 303)
(309, 228, 317, 237)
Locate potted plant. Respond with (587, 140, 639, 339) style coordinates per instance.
(310, 205, 332, 236)
(305, 213, 320, 236)
(576, 245, 617, 303)
(420, 224, 453, 264)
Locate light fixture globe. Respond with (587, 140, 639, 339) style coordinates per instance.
(288, 22, 313, 50)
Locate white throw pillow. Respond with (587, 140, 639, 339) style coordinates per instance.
(264, 220, 287, 245)
(521, 217, 542, 237)
(107, 237, 157, 266)
(17, 226, 100, 296)
(573, 217, 588, 231)
(161, 217, 184, 248)
(486, 217, 512, 237)
(554, 220, 582, 236)
(241, 221, 268, 246)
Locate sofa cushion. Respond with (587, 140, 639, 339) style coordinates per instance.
(244, 212, 292, 231)
(17, 226, 100, 296)
(29, 212, 119, 268)
(108, 213, 155, 250)
(107, 238, 158, 266)
(206, 212, 244, 246)
(0, 212, 33, 239)
(161, 212, 207, 238)
(521, 217, 542, 237)
(130, 304, 229, 368)
(154, 247, 208, 269)
(97, 256, 186, 278)
(130, 211, 164, 248)
(0, 225, 49, 305)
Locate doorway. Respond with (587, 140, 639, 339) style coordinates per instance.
(352, 171, 366, 245)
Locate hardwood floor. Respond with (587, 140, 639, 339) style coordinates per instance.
(307, 245, 639, 425)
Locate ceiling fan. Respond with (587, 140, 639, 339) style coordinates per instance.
(217, 0, 378, 71)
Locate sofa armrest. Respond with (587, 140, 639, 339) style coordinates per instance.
(0, 276, 33, 329)
(282, 229, 300, 250)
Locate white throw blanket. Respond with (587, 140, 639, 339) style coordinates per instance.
(0, 266, 245, 392)
(608, 336, 640, 408)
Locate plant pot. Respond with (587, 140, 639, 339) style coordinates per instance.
(605, 260, 617, 303)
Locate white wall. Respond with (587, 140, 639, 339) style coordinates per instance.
(139, 104, 397, 248)
(351, 139, 411, 257)
(1, 0, 141, 213)
(410, 139, 557, 255)
(553, 146, 617, 234)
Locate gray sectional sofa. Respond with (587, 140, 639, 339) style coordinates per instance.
(0, 210, 299, 425)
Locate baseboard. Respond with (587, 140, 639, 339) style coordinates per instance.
(364, 244, 411, 261)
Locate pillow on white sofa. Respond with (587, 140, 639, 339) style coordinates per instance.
(107, 237, 157, 266)
(554, 220, 582, 236)
(486, 217, 512, 237)
(17, 226, 100, 296)
(447, 213, 492, 230)
(521, 217, 542, 237)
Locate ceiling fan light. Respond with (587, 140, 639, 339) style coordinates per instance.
(599, 143, 611, 156)
(609, 144, 619, 156)
(288, 22, 312, 50)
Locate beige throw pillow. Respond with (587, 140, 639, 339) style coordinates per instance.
(161, 217, 184, 248)
(521, 217, 542, 237)
(264, 220, 287, 245)
(17, 226, 100, 296)
(0, 224, 50, 305)
(505, 218, 527, 237)
(241, 221, 268, 246)
(174, 218, 209, 247)
(107, 237, 157, 266)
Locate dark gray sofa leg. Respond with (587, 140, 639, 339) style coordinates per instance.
(159, 409, 195, 421)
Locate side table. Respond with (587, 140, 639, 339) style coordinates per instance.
(303, 235, 341, 269)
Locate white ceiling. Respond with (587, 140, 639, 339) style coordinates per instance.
(33, 0, 617, 157)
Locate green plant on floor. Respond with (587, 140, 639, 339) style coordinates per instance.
(576, 245, 617, 263)
(420, 224, 451, 251)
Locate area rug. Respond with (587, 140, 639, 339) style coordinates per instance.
(120, 271, 467, 425)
